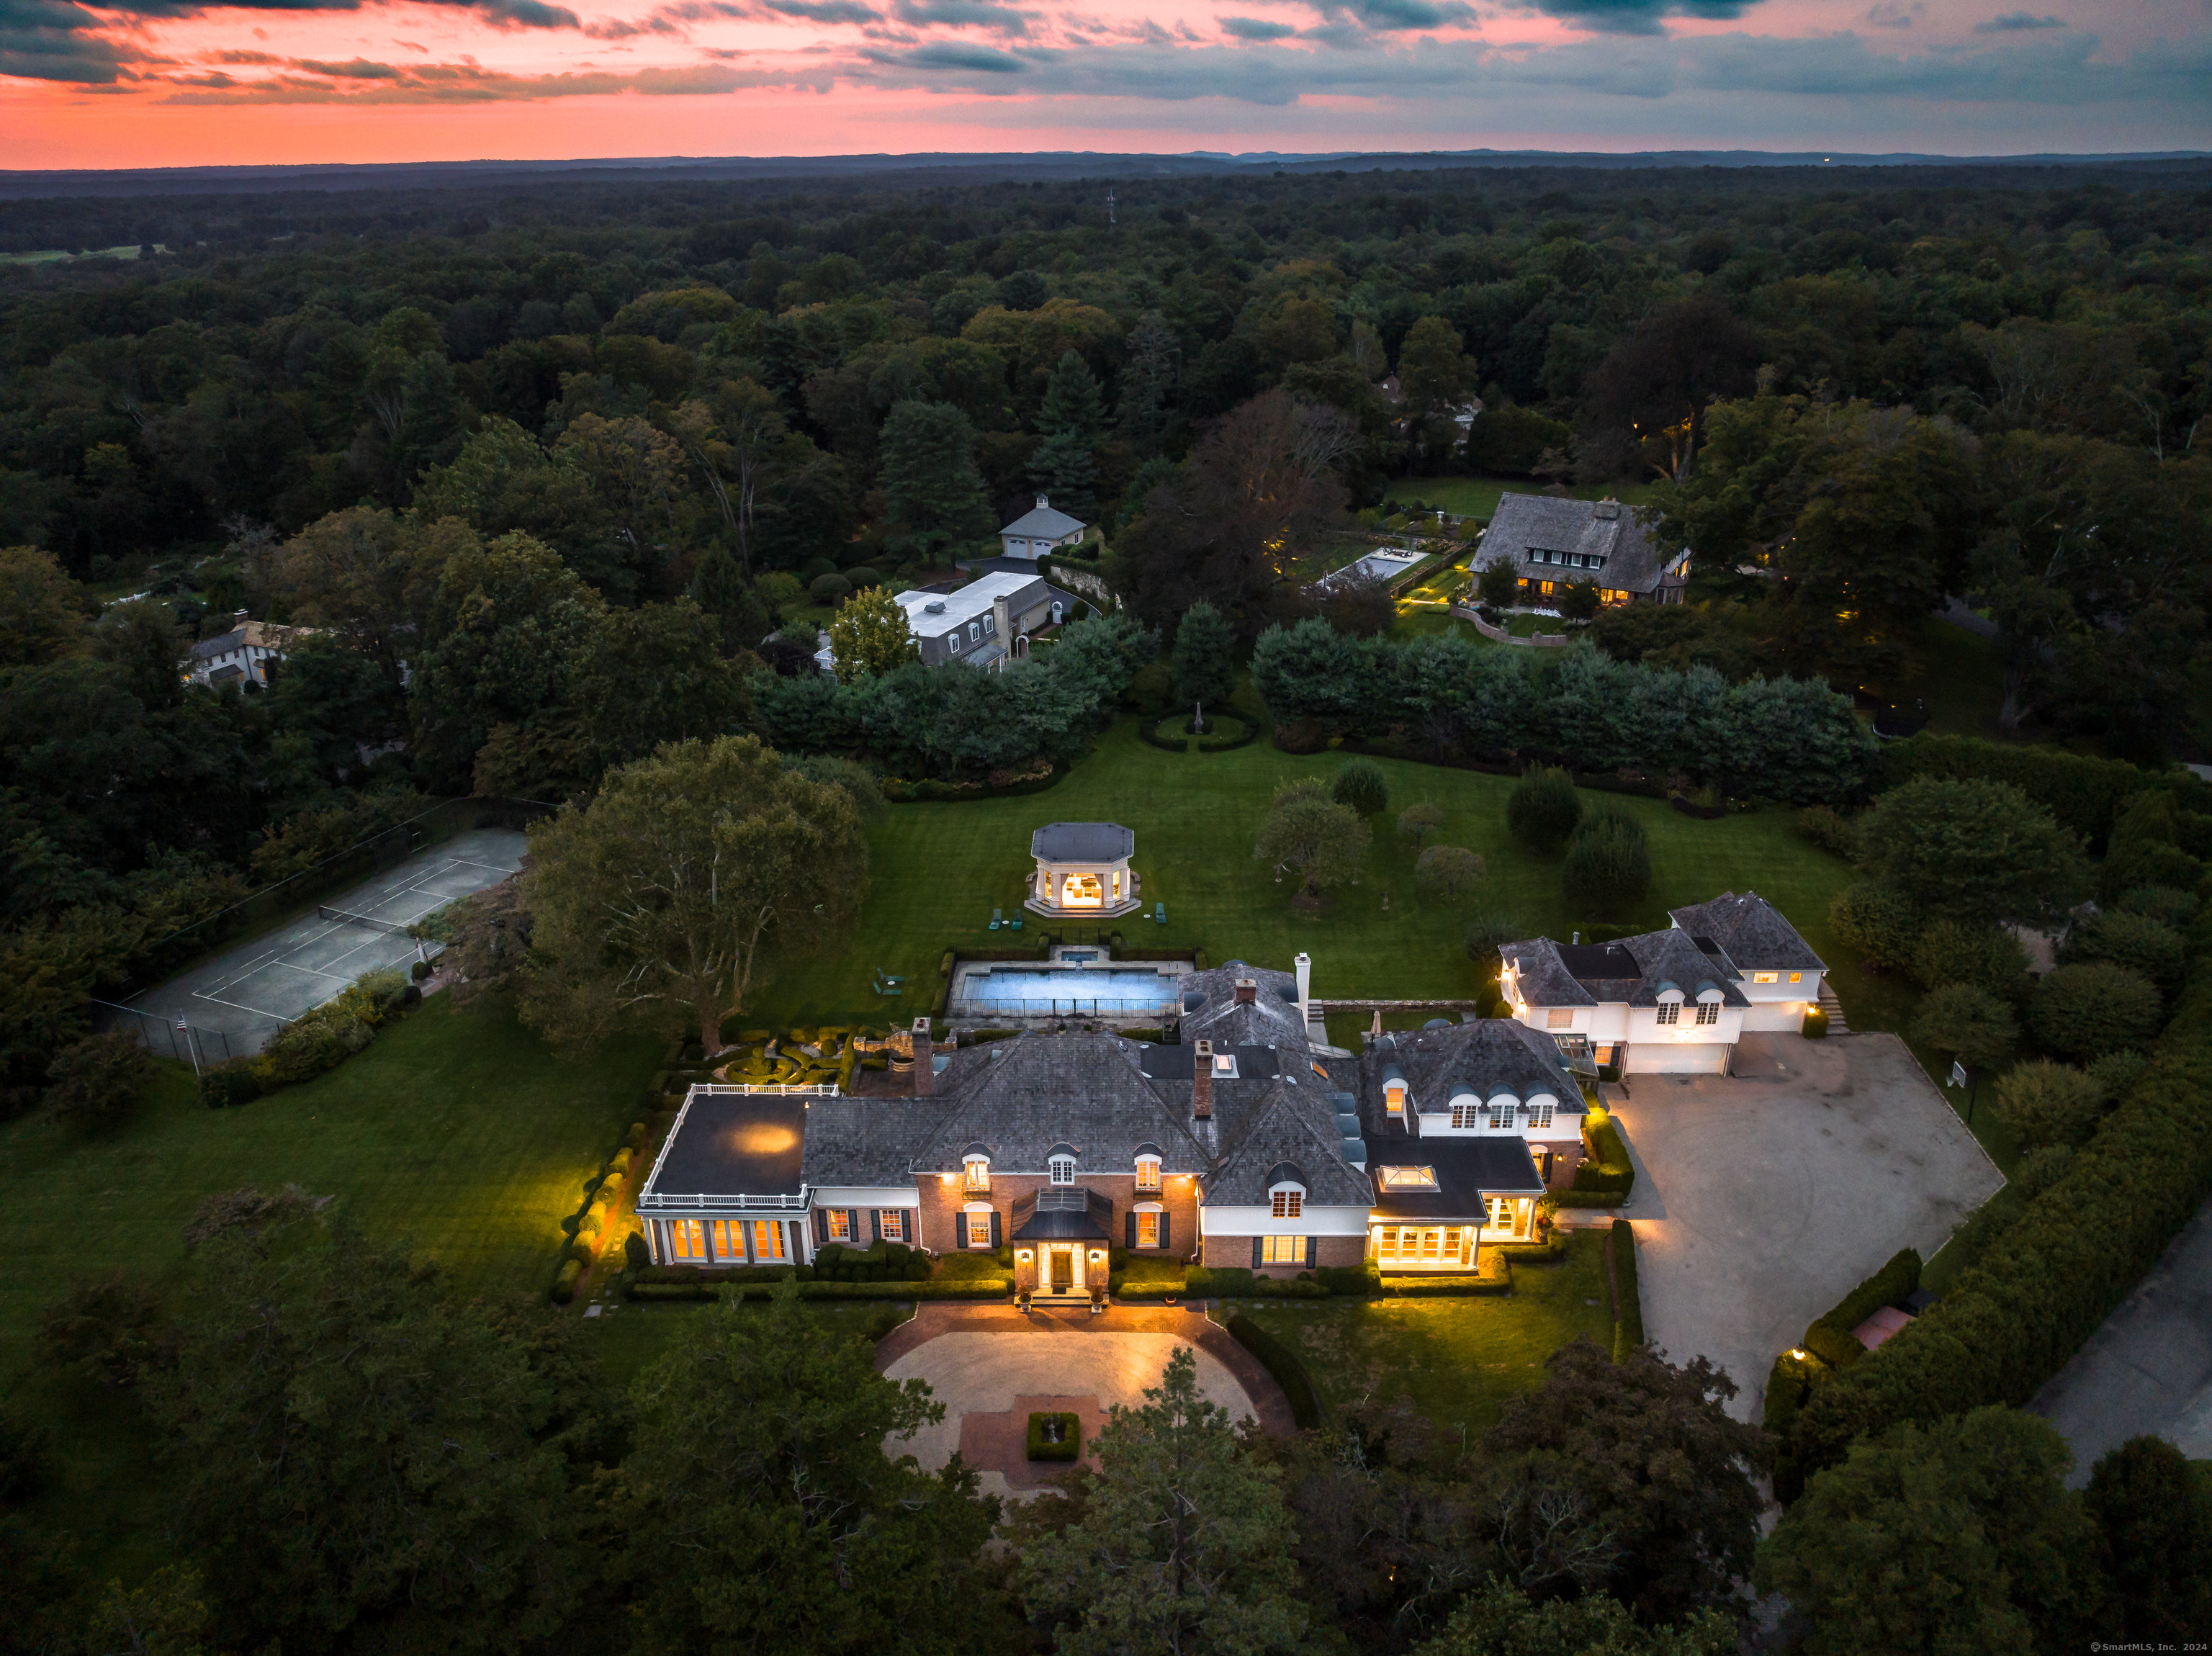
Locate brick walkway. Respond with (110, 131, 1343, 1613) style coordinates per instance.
(875, 1301, 1298, 1447)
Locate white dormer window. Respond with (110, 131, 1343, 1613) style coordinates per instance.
(948, 633, 961, 653)
(1696, 1002, 1719, 1026)
(963, 1156, 990, 1192)
(984, 615, 994, 634)
(1656, 1002, 1680, 1026)
(1271, 1189, 1303, 1219)
(1486, 1097, 1517, 1130)
(968, 622, 981, 643)
(1449, 1101, 1479, 1130)
(1049, 1155, 1074, 1185)
(1135, 1156, 1161, 1192)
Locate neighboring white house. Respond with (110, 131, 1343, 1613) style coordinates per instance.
(894, 572, 1060, 670)
(997, 495, 1088, 562)
(187, 613, 305, 688)
(1668, 891, 1827, 1032)
(1498, 892, 1824, 1074)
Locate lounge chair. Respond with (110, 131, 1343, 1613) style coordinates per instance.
(989, 908, 1002, 931)
(1154, 902, 1166, 925)
(872, 970, 905, 995)
(1010, 916, 1022, 930)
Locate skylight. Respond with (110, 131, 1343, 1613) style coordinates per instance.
(1377, 1166, 1438, 1189)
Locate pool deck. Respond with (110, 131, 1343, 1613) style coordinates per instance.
(946, 944, 1192, 1025)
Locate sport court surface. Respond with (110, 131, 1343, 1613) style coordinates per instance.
(117, 828, 526, 1057)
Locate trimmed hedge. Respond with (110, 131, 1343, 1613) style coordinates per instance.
(1316, 1264, 1382, 1295)
(1570, 1107, 1635, 1200)
(1379, 1263, 1511, 1297)
(552, 1259, 583, 1304)
(1878, 732, 2212, 850)
(1026, 1411, 1082, 1462)
(1802, 1006, 1829, 1038)
(1790, 925, 2212, 1482)
(1815, 1247, 1921, 1339)
(626, 1277, 1012, 1303)
(1609, 1218, 1645, 1360)
(1226, 1313, 1324, 1429)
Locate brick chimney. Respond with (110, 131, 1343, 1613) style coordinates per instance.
(912, 1017, 934, 1097)
(1192, 1039, 1213, 1119)
(1234, 978, 1257, 1006)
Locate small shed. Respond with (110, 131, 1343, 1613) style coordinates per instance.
(1028, 822, 1141, 918)
(999, 495, 1088, 562)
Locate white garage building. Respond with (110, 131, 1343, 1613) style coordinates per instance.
(1500, 892, 1825, 1075)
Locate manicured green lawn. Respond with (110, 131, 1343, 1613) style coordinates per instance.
(1396, 475, 1659, 524)
(752, 717, 1865, 1034)
(1238, 1234, 1614, 1434)
(576, 1298, 909, 1388)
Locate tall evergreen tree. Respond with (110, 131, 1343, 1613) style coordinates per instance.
(1171, 600, 1235, 728)
(1030, 349, 1108, 520)
(878, 400, 992, 554)
(687, 541, 770, 657)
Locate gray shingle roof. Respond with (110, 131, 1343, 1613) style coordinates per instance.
(1485, 492, 1673, 595)
(1001, 500, 1087, 539)
(909, 1032, 1208, 1175)
(1503, 929, 1750, 1008)
(1669, 891, 1826, 972)
(1030, 822, 1136, 863)
(797, 1097, 945, 1187)
(191, 629, 248, 660)
(1353, 1020, 1582, 1128)
(1204, 1081, 1374, 1206)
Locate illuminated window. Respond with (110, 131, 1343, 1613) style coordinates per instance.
(1377, 1166, 1438, 1189)
(1547, 1009, 1574, 1029)
(1261, 1236, 1303, 1265)
(1753, 971, 1779, 984)
(1487, 1098, 1516, 1130)
(878, 1210, 905, 1243)
(711, 1220, 737, 1261)
(1789, 972, 1803, 983)
(1450, 1102, 1479, 1130)
(750, 1220, 785, 1261)
(964, 1160, 990, 1192)
(826, 1209, 851, 1242)
(1656, 1002, 1680, 1026)
(1136, 1211, 1161, 1248)
(1135, 1157, 1161, 1192)
(670, 1220, 705, 1261)
(1696, 1002, 1719, 1026)
(1050, 1156, 1075, 1186)
(1271, 1189, 1303, 1219)
(1385, 1082, 1408, 1115)
(965, 1210, 993, 1248)
(1529, 1102, 1554, 1129)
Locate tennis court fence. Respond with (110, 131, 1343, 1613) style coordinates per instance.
(94, 1002, 243, 1068)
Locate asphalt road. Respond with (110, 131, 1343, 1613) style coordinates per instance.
(2029, 1197, 2212, 1485)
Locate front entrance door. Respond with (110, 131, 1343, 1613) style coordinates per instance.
(1049, 1246, 1074, 1295)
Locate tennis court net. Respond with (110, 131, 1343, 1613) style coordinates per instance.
(318, 904, 413, 937)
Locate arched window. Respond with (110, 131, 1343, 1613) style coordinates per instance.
(963, 1153, 991, 1193)
(1134, 1154, 1161, 1192)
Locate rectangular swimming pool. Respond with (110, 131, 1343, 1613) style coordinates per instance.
(953, 966, 1181, 1016)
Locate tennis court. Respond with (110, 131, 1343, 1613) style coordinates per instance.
(109, 828, 527, 1059)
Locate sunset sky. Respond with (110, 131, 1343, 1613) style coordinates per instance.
(1, 0, 2203, 171)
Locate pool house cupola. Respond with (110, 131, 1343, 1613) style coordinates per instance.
(1027, 822, 1141, 919)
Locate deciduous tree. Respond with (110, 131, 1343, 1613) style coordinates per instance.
(1856, 776, 2083, 925)
(1255, 779, 1371, 899)
(1908, 982, 2018, 1075)
(1416, 845, 1485, 904)
(829, 585, 921, 683)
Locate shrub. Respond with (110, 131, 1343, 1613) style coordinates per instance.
(2119, 884, 2198, 929)
(43, 1032, 156, 1128)
(1911, 921, 2031, 1004)
(1828, 881, 1924, 972)
(1802, 1006, 1829, 1038)
(1609, 1218, 1644, 1361)
(1908, 983, 2017, 1074)
(1225, 1313, 1323, 1429)
(1398, 802, 1444, 845)
(199, 1060, 267, 1109)
(1415, 845, 1485, 904)
(1562, 811, 1650, 919)
(1315, 1264, 1380, 1297)
(1993, 1060, 2107, 1149)
(1814, 1248, 1920, 1339)
(1801, 1322, 1863, 1371)
(1506, 766, 1581, 852)
(1026, 1411, 1081, 1463)
(38, 1274, 178, 1387)
(2061, 909, 2187, 1000)
(1187, 1265, 1254, 1297)
(552, 1260, 583, 1304)
(2033, 962, 2164, 1061)
(844, 565, 881, 590)
(1794, 804, 1861, 860)
(1331, 757, 1389, 817)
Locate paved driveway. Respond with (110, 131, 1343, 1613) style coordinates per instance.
(1609, 1032, 2003, 1421)
(2029, 1197, 2212, 1485)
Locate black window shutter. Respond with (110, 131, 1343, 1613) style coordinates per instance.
(1305, 1235, 1318, 1268)
(1251, 1236, 1262, 1269)
(989, 1210, 1002, 1249)
(1160, 1213, 1171, 1251)
(870, 1209, 882, 1243)
(813, 1209, 827, 1247)
(1126, 1210, 1136, 1249)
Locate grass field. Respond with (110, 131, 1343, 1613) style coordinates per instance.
(1238, 1234, 1614, 1434)
(1392, 474, 1660, 524)
(0, 993, 661, 1572)
(751, 714, 1868, 1035)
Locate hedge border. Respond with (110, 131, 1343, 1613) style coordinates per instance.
(1225, 1311, 1325, 1429)
(1026, 1411, 1082, 1462)
(1609, 1218, 1645, 1360)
